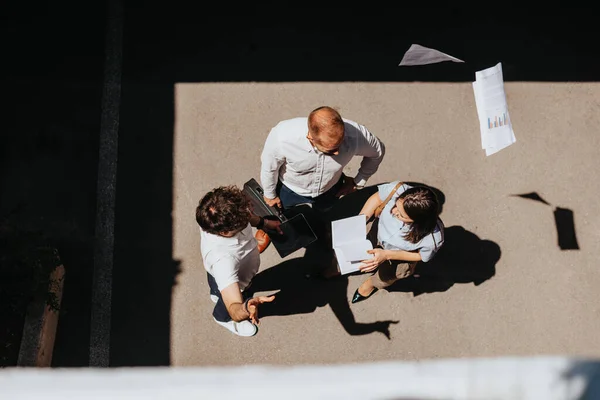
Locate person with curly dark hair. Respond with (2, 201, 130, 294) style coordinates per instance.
(196, 185, 282, 337)
(351, 182, 444, 303)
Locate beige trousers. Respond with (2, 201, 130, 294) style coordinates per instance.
(370, 259, 417, 289)
(367, 218, 417, 289)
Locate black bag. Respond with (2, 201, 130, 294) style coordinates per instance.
(242, 178, 318, 258)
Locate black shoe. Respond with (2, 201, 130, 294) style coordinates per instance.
(351, 287, 378, 304)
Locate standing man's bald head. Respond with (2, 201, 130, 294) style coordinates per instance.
(307, 106, 345, 149)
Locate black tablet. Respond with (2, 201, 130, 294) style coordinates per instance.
(267, 213, 318, 258)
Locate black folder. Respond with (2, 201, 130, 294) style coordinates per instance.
(243, 178, 318, 258)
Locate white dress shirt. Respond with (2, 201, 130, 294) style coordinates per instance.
(200, 223, 259, 292)
(260, 117, 385, 199)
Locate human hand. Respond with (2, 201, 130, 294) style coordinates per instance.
(373, 320, 399, 340)
(247, 295, 275, 325)
(335, 178, 357, 198)
(359, 248, 387, 273)
(264, 219, 283, 235)
(264, 196, 282, 209)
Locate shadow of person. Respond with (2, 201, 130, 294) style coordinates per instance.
(248, 253, 398, 339)
(326, 181, 446, 222)
(386, 226, 500, 296)
(327, 184, 379, 222)
(250, 181, 461, 339)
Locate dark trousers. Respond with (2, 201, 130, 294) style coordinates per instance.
(207, 272, 251, 323)
(277, 177, 344, 213)
(277, 178, 345, 273)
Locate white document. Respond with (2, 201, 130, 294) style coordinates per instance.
(331, 215, 373, 275)
(399, 44, 465, 66)
(472, 62, 516, 156)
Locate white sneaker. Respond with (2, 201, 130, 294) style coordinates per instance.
(213, 318, 258, 337)
(210, 294, 219, 303)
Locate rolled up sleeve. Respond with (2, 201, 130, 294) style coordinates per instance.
(419, 246, 436, 263)
(353, 124, 385, 186)
(419, 233, 444, 263)
(207, 256, 239, 291)
(260, 128, 285, 199)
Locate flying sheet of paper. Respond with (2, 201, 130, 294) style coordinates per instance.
(399, 44, 465, 66)
(472, 62, 516, 156)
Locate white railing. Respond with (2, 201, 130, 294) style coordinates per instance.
(2, 356, 599, 400)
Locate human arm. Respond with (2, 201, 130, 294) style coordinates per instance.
(359, 248, 422, 273)
(260, 127, 285, 204)
(263, 195, 282, 208)
(358, 181, 407, 222)
(249, 213, 283, 234)
(351, 123, 385, 187)
(358, 191, 384, 220)
(335, 174, 358, 197)
(220, 282, 275, 324)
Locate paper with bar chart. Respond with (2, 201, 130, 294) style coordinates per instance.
(473, 62, 516, 156)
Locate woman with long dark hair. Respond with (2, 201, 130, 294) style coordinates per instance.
(351, 182, 444, 303)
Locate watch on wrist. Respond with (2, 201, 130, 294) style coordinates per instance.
(256, 216, 265, 230)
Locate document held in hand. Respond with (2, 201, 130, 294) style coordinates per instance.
(331, 215, 373, 275)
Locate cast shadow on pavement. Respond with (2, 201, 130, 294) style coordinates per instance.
(125, 9, 600, 82)
(330, 182, 500, 298)
(248, 182, 447, 340)
(250, 182, 500, 335)
(248, 186, 396, 339)
(108, 82, 182, 367)
(510, 192, 579, 250)
(248, 257, 398, 340)
(386, 226, 501, 296)
(328, 180, 446, 222)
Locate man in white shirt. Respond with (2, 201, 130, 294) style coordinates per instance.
(260, 106, 385, 211)
(257, 106, 385, 259)
(196, 185, 282, 337)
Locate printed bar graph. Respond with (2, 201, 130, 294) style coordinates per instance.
(488, 113, 508, 129)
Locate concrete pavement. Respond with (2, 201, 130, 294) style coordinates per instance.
(171, 82, 600, 366)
